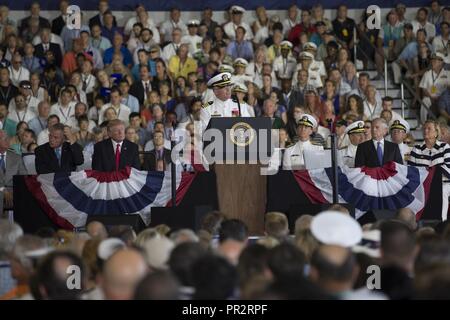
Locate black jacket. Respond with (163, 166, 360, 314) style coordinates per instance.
(92, 139, 141, 172)
(142, 148, 172, 171)
(89, 14, 118, 29)
(35, 142, 84, 174)
(35, 43, 63, 68)
(51, 16, 66, 35)
(355, 140, 403, 168)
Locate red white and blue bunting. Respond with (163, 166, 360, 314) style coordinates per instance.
(25, 167, 196, 229)
(294, 162, 436, 220)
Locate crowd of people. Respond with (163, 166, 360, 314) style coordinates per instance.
(1, 206, 450, 300)
(0, 0, 450, 300)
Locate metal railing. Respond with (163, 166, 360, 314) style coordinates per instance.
(354, 27, 436, 124)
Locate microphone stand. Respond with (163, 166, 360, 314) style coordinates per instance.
(233, 94, 242, 116)
(170, 126, 176, 207)
(327, 119, 339, 204)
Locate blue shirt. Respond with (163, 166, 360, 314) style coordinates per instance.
(439, 89, 450, 114)
(101, 26, 121, 44)
(121, 94, 140, 113)
(22, 56, 42, 73)
(398, 41, 432, 61)
(131, 61, 156, 80)
(103, 47, 133, 67)
(226, 40, 254, 61)
(310, 33, 323, 47)
(28, 117, 48, 136)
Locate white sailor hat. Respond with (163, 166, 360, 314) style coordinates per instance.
(345, 120, 366, 135)
(311, 211, 363, 247)
(231, 5, 245, 14)
(280, 40, 293, 49)
(431, 52, 445, 61)
(187, 19, 200, 27)
(207, 72, 233, 88)
(390, 118, 410, 133)
(297, 113, 317, 129)
(303, 42, 318, 51)
(97, 238, 126, 260)
(233, 58, 248, 67)
(232, 83, 248, 93)
(299, 51, 314, 60)
(218, 64, 234, 73)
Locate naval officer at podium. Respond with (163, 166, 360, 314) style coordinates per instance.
(200, 72, 243, 129)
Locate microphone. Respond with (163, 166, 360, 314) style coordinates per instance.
(231, 94, 242, 117)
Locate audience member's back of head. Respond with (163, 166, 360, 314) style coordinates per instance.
(134, 270, 180, 300)
(192, 254, 237, 300)
(265, 212, 289, 241)
(200, 211, 227, 236)
(237, 244, 271, 284)
(310, 245, 356, 286)
(395, 208, 417, 231)
(0, 220, 23, 259)
(268, 242, 306, 281)
(168, 242, 207, 287)
(218, 219, 248, 243)
(380, 220, 416, 270)
(86, 221, 108, 240)
(108, 225, 137, 245)
(32, 250, 85, 300)
(294, 215, 313, 236)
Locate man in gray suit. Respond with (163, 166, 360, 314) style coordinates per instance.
(0, 130, 27, 215)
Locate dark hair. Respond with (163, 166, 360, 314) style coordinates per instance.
(192, 254, 238, 300)
(268, 242, 306, 280)
(236, 26, 246, 34)
(380, 220, 416, 260)
(77, 114, 89, 125)
(310, 246, 355, 282)
(168, 242, 207, 287)
(32, 251, 85, 300)
(134, 271, 180, 300)
(418, 7, 429, 15)
(129, 112, 140, 120)
(382, 96, 394, 102)
(219, 219, 249, 243)
(237, 244, 270, 285)
(48, 114, 60, 122)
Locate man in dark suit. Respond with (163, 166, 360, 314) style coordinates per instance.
(355, 118, 403, 168)
(142, 131, 172, 171)
(35, 124, 84, 174)
(92, 119, 141, 172)
(89, 0, 118, 29)
(19, 2, 51, 35)
(35, 28, 63, 67)
(129, 64, 152, 106)
(51, 0, 70, 35)
(0, 130, 27, 214)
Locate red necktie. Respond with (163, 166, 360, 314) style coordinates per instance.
(115, 143, 121, 171)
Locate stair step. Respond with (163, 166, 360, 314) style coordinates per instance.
(406, 118, 418, 128)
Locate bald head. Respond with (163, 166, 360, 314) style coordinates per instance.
(86, 221, 108, 240)
(102, 249, 148, 300)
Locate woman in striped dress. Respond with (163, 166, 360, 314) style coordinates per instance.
(408, 120, 450, 221)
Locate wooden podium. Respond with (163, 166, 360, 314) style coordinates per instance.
(204, 117, 273, 235)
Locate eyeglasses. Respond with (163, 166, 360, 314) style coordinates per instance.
(13, 60, 22, 64)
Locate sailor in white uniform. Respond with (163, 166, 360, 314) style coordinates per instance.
(338, 120, 366, 168)
(231, 83, 255, 117)
(389, 118, 412, 163)
(200, 72, 241, 130)
(283, 114, 324, 170)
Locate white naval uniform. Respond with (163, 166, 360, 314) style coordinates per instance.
(181, 34, 203, 55)
(273, 56, 297, 79)
(200, 96, 234, 130)
(282, 140, 324, 170)
(338, 143, 358, 168)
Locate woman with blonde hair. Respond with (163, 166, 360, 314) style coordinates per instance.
(408, 120, 450, 221)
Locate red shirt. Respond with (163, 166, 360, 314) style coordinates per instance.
(288, 24, 317, 46)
